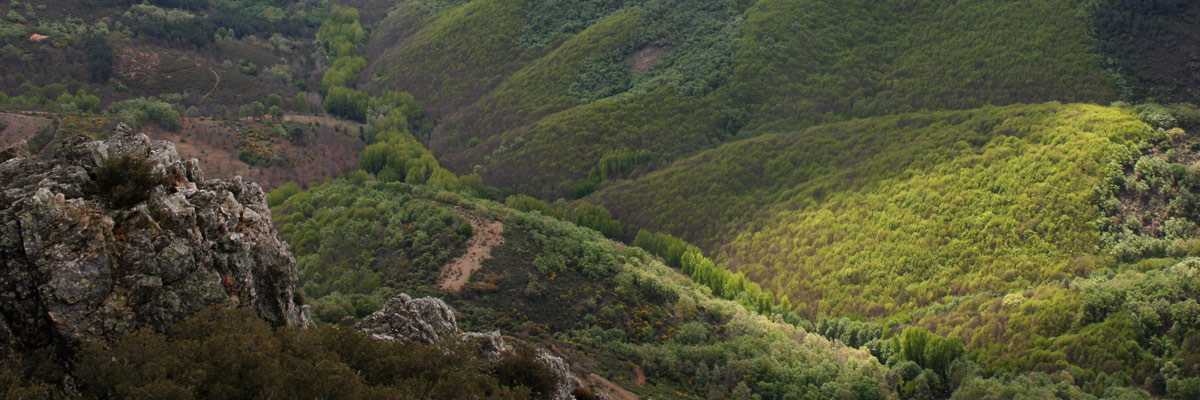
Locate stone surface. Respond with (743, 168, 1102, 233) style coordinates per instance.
(359, 293, 579, 399)
(357, 293, 458, 344)
(0, 125, 309, 359)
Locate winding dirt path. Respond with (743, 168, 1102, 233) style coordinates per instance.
(438, 217, 504, 291)
(202, 66, 220, 99)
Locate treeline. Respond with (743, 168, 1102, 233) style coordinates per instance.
(0, 83, 100, 114)
(106, 97, 182, 131)
(505, 194, 790, 320)
(568, 148, 654, 198)
(633, 230, 784, 317)
(317, 5, 371, 122)
(309, 6, 483, 194)
(122, 1, 318, 48)
(505, 195, 622, 240)
(357, 105, 481, 193)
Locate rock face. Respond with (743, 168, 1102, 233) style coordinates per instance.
(358, 293, 458, 344)
(0, 126, 309, 358)
(359, 293, 579, 400)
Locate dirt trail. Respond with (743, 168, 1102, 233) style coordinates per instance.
(438, 217, 504, 291)
(202, 66, 220, 99)
(586, 374, 639, 400)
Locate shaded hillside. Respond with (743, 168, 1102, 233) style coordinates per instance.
(1087, 0, 1200, 104)
(590, 103, 1152, 318)
(362, 0, 1115, 195)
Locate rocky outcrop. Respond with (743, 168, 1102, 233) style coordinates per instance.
(358, 293, 458, 344)
(536, 348, 581, 400)
(0, 125, 309, 359)
(359, 293, 579, 400)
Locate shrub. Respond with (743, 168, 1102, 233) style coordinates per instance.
(70, 307, 540, 399)
(492, 343, 560, 398)
(267, 182, 302, 207)
(92, 155, 165, 209)
(106, 98, 182, 131)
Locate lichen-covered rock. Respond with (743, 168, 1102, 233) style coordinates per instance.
(462, 330, 510, 362)
(0, 125, 309, 359)
(359, 293, 579, 399)
(357, 293, 458, 344)
(536, 348, 580, 400)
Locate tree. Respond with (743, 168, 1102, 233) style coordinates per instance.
(293, 92, 310, 112)
(266, 93, 283, 109)
(82, 34, 115, 83)
(324, 86, 368, 122)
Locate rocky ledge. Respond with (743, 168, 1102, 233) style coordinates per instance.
(0, 125, 309, 359)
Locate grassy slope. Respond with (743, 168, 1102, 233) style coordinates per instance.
(272, 180, 892, 398)
(591, 103, 1153, 318)
(426, 12, 647, 183)
(364, 0, 533, 112)
(363, 0, 1114, 194)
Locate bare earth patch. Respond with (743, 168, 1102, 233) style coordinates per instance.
(143, 115, 366, 190)
(627, 46, 668, 76)
(0, 113, 53, 149)
(439, 217, 505, 291)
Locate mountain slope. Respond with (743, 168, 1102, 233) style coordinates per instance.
(591, 103, 1152, 318)
(270, 179, 893, 398)
(362, 0, 1115, 195)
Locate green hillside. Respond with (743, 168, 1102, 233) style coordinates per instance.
(588, 102, 1200, 397)
(270, 179, 893, 398)
(5, 0, 1200, 398)
(362, 0, 1115, 195)
(591, 103, 1152, 318)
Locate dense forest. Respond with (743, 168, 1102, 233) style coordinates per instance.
(1, 0, 1199, 398)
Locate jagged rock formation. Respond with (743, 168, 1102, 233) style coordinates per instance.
(357, 293, 459, 344)
(0, 125, 309, 359)
(359, 293, 579, 400)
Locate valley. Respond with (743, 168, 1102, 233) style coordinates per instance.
(0, 0, 1198, 398)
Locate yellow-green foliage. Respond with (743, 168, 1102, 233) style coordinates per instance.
(593, 103, 1153, 319)
(909, 257, 1200, 397)
(358, 108, 475, 193)
(317, 5, 367, 58)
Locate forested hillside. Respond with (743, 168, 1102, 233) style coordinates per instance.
(270, 179, 894, 398)
(592, 103, 1152, 317)
(3, 0, 1200, 398)
(362, 0, 1115, 195)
